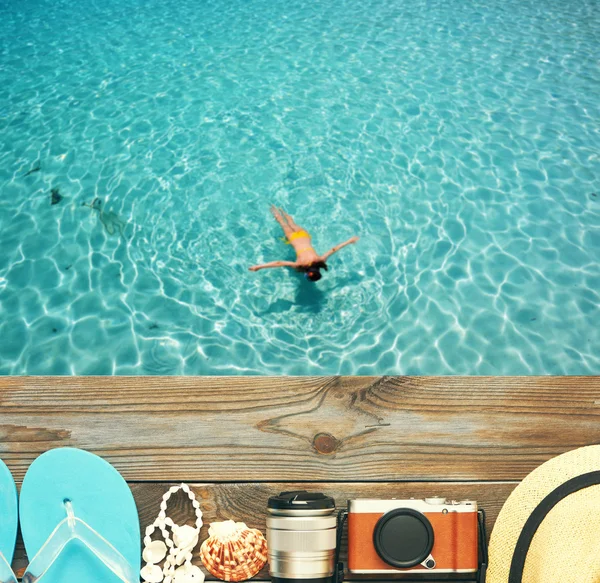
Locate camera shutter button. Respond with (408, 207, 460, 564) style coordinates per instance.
(424, 497, 446, 505)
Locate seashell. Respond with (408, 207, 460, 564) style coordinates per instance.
(173, 563, 205, 583)
(173, 524, 200, 550)
(141, 563, 164, 583)
(200, 520, 267, 582)
(143, 540, 168, 564)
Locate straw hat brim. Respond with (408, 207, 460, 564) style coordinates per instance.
(488, 445, 600, 583)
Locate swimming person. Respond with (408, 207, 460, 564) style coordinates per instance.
(249, 206, 359, 282)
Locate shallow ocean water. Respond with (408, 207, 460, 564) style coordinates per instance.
(0, 0, 599, 375)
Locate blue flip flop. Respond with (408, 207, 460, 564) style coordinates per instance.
(0, 459, 18, 583)
(19, 447, 141, 583)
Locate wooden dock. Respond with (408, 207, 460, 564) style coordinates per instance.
(1, 376, 598, 581)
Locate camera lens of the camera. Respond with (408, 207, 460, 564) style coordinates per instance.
(267, 491, 337, 583)
(373, 508, 434, 568)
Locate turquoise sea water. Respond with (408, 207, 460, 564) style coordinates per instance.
(0, 0, 599, 375)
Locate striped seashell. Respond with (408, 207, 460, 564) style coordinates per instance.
(200, 521, 267, 582)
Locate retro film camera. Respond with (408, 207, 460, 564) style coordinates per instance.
(346, 497, 487, 580)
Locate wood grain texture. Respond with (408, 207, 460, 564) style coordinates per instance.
(11, 481, 516, 580)
(1, 376, 599, 481)
(4, 376, 595, 581)
(0, 377, 600, 482)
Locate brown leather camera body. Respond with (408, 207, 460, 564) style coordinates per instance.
(347, 498, 478, 574)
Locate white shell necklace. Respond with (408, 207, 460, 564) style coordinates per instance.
(141, 483, 205, 583)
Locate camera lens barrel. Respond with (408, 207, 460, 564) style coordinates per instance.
(267, 491, 337, 582)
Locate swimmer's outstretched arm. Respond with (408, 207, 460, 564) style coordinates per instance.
(321, 236, 360, 261)
(249, 260, 298, 272)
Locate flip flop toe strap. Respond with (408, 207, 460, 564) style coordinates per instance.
(23, 500, 137, 583)
(0, 551, 17, 583)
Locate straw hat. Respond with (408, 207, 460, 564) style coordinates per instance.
(488, 445, 600, 583)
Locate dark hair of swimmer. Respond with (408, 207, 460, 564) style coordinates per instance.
(305, 266, 322, 282)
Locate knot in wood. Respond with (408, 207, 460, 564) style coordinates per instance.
(313, 432, 338, 455)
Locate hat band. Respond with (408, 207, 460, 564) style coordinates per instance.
(508, 470, 600, 583)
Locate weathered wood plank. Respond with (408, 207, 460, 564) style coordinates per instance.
(1, 376, 599, 481)
(11, 481, 516, 580)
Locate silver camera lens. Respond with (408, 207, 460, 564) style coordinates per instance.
(267, 491, 337, 583)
